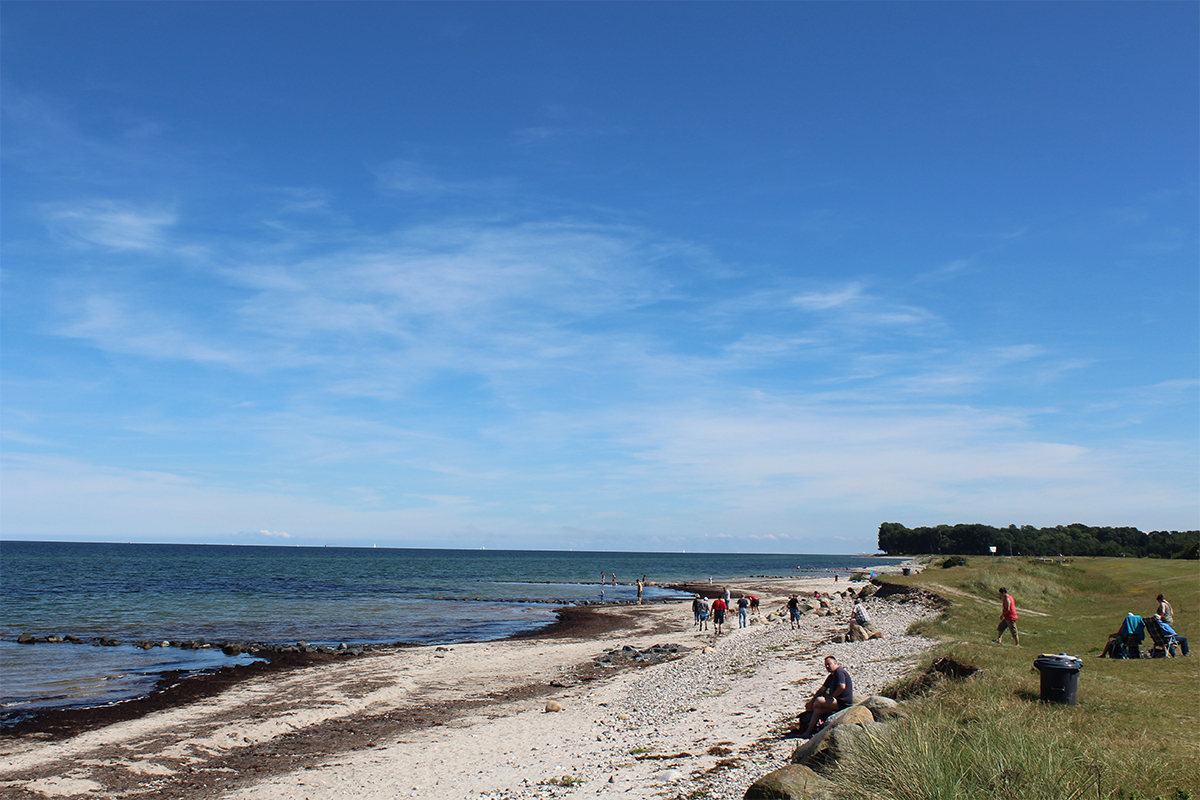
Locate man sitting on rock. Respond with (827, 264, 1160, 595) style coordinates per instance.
(799, 656, 853, 738)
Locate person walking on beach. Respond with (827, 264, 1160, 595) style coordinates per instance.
(711, 596, 728, 635)
(799, 656, 853, 739)
(995, 587, 1019, 646)
(749, 595, 759, 615)
(698, 597, 711, 631)
(692, 595, 705, 627)
(737, 594, 750, 628)
(787, 595, 801, 630)
(636, 578, 644, 604)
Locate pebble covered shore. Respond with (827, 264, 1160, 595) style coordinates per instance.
(478, 592, 938, 800)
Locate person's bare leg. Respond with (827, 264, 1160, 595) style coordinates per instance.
(802, 697, 837, 738)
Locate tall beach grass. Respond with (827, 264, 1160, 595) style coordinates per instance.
(822, 557, 1199, 800)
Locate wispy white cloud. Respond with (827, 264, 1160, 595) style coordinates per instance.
(792, 283, 865, 310)
(916, 257, 976, 283)
(373, 159, 515, 197)
(43, 200, 177, 250)
(56, 294, 245, 366)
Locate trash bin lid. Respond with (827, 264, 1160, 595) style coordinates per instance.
(1034, 653, 1082, 670)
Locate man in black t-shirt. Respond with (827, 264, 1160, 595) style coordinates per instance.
(800, 655, 853, 738)
(787, 595, 801, 629)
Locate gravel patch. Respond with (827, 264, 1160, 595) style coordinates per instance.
(476, 592, 938, 800)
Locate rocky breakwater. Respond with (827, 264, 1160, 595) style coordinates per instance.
(11, 632, 381, 658)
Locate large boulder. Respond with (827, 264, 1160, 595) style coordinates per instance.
(847, 622, 882, 642)
(857, 584, 877, 599)
(743, 764, 832, 800)
(791, 705, 874, 765)
(860, 694, 904, 721)
(827, 704, 875, 727)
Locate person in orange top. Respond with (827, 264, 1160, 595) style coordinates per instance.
(995, 587, 1019, 646)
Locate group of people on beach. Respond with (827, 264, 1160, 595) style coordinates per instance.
(691, 589, 758, 635)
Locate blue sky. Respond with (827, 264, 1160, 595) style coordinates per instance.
(2, 2, 1196, 553)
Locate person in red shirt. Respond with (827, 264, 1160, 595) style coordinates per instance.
(711, 596, 728, 635)
(995, 587, 1019, 646)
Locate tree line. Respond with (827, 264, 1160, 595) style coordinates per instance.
(877, 522, 1199, 559)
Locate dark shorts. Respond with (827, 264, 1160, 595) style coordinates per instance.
(713, 610, 726, 624)
(998, 619, 1018, 636)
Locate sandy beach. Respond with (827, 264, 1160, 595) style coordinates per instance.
(0, 573, 937, 800)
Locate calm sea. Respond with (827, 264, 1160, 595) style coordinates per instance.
(0, 541, 897, 722)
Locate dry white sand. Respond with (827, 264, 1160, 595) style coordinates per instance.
(0, 573, 937, 800)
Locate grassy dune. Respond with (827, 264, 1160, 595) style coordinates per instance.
(827, 557, 1199, 800)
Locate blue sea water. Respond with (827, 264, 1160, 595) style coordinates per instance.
(0, 541, 897, 721)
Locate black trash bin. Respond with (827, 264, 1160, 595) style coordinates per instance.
(1033, 653, 1082, 705)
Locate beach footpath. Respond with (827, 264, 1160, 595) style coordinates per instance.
(0, 575, 937, 800)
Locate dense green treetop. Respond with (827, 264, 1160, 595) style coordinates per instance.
(878, 522, 1199, 559)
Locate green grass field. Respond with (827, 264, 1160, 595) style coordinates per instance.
(826, 557, 1199, 800)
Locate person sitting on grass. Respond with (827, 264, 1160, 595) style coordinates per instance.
(1099, 613, 1145, 659)
(1154, 614, 1190, 656)
(799, 655, 853, 739)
